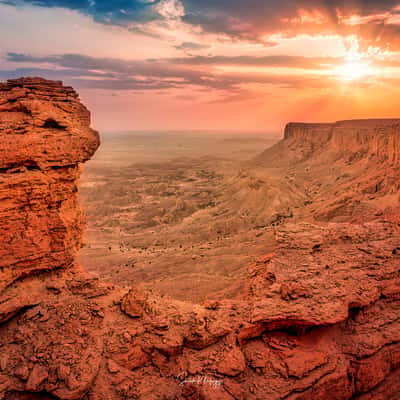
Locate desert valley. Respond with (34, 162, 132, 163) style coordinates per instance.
(0, 78, 399, 399)
(78, 132, 279, 302)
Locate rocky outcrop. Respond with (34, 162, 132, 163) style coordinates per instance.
(0, 78, 99, 292)
(0, 79, 399, 399)
(0, 77, 98, 169)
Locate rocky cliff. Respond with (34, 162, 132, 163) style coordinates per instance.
(329, 119, 400, 164)
(0, 78, 99, 293)
(0, 78, 399, 400)
(261, 119, 400, 166)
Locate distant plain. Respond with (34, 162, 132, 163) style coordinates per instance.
(78, 132, 279, 302)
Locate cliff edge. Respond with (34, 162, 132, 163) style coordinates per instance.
(259, 118, 400, 166)
(0, 77, 99, 292)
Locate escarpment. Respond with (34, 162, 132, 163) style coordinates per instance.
(259, 118, 400, 166)
(0, 78, 400, 399)
(329, 119, 400, 164)
(255, 119, 400, 222)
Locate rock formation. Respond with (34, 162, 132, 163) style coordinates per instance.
(0, 78, 400, 399)
(0, 77, 99, 293)
(259, 118, 400, 166)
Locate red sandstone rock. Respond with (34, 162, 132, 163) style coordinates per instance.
(216, 347, 246, 376)
(0, 79, 400, 399)
(0, 77, 98, 169)
(26, 365, 48, 391)
(0, 78, 99, 292)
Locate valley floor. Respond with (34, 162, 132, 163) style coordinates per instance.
(78, 132, 279, 302)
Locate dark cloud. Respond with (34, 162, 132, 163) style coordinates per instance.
(3, 51, 343, 92)
(3, 0, 400, 48)
(168, 55, 340, 69)
(174, 42, 210, 51)
(0, 0, 162, 25)
(7, 52, 340, 71)
(182, 0, 400, 35)
(6, 53, 60, 63)
(181, 0, 400, 50)
(3, 51, 393, 94)
(0, 66, 116, 79)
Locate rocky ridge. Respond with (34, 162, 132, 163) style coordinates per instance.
(0, 78, 399, 399)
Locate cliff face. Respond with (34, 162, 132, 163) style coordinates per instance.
(284, 122, 332, 144)
(256, 118, 400, 222)
(329, 119, 400, 164)
(0, 79, 400, 400)
(277, 119, 400, 165)
(0, 78, 99, 291)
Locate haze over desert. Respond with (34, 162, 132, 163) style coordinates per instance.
(78, 132, 278, 302)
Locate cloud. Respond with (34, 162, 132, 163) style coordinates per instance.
(182, 0, 400, 32)
(0, 66, 115, 79)
(6, 53, 60, 63)
(4, 0, 400, 49)
(168, 55, 340, 69)
(7, 52, 340, 70)
(3, 51, 343, 92)
(155, 0, 184, 20)
(182, 1, 400, 50)
(174, 41, 210, 51)
(5, 50, 397, 94)
(0, 0, 163, 25)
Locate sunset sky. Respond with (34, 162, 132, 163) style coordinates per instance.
(2, 0, 400, 133)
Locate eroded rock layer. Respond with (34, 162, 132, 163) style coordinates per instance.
(260, 118, 400, 166)
(0, 78, 99, 291)
(0, 79, 400, 400)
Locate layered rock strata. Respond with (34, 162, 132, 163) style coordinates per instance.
(0, 78, 99, 292)
(261, 118, 400, 165)
(0, 78, 399, 399)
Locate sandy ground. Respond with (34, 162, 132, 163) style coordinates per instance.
(78, 132, 279, 302)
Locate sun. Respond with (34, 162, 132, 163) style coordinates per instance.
(334, 60, 374, 81)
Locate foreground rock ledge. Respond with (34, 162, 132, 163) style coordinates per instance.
(0, 78, 400, 400)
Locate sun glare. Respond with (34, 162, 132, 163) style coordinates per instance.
(334, 60, 374, 81)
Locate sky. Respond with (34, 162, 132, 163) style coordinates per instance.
(2, 1, 400, 133)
